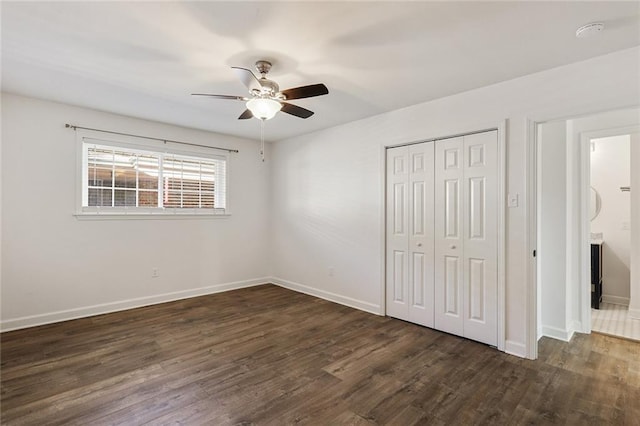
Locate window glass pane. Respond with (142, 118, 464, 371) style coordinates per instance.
(138, 190, 158, 207)
(114, 151, 137, 188)
(88, 147, 113, 166)
(138, 173, 158, 190)
(182, 179, 200, 191)
(114, 170, 137, 188)
(137, 155, 159, 189)
(164, 158, 182, 175)
(114, 189, 137, 207)
(164, 190, 181, 208)
(165, 177, 182, 190)
(87, 147, 113, 187)
(87, 167, 113, 188)
(182, 192, 200, 208)
(201, 192, 215, 208)
(88, 188, 113, 207)
(201, 180, 214, 192)
(161, 154, 221, 209)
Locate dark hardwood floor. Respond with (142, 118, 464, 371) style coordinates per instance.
(1, 284, 639, 425)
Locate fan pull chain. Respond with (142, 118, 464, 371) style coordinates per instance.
(260, 119, 265, 162)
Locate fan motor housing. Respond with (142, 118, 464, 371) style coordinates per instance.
(255, 60, 272, 75)
(258, 78, 279, 95)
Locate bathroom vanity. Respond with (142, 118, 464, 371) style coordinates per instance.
(591, 240, 603, 309)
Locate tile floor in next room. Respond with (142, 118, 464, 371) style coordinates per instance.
(592, 302, 640, 342)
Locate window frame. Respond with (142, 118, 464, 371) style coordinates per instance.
(75, 129, 230, 219)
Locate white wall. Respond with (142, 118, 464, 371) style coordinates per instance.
(271, 47, 640, 358)
(1, 93, 271, 330)
(591, 135, 631, 304)
(538, 121, 568, 338)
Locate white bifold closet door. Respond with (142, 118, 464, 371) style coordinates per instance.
(386, 130, 498, 346)
(386, 143, 435, 328)
(434, 131, 498, 346)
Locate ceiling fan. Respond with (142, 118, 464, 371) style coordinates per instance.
(192, 60, 329, 121)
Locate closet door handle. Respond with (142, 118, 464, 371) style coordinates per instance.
(450, 245, 456, 249)
(417, 243, 422, 247)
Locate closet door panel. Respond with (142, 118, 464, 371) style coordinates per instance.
(462, 131, 498, 346)
(386, 146, 409, 319)
(435, 137, 464, 336)
(408, 143, 435, 327)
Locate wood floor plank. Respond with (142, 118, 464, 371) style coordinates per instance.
(2, 284, 639, 425)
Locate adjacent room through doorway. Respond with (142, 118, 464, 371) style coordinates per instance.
(589, 133, 640, 340)
(536, 108, 640, 344)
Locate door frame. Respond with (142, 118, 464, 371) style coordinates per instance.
(381, 121, 507, 352)
(579, 125, 640, 332)
(526, 119, 539, 359)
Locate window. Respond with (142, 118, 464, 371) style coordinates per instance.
(79, 136, 227, 216)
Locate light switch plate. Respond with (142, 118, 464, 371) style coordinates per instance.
(508, 193, 519, 208)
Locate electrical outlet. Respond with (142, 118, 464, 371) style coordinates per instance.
(508, 193, 519, 208)
(622, 221, 630, 231)
(328, 267, 334, 277)
(152, 268, 159, 278)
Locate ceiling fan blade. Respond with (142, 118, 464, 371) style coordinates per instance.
(238, 109, 254, 120)
(281, 83, 328, 100)
(231, 67, 262, 92)
(280, 102, 314, 119)
(191, 93, 247, 101)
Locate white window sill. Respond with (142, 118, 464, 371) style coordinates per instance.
(74, 212, 231, 220)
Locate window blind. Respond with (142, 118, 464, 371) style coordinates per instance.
(82, 140, 227, 214)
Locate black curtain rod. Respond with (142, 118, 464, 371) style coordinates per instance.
(65, 124, 239, 153)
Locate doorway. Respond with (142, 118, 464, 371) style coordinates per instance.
(586, 130, 639, 341)
(535, 107, 640, 344)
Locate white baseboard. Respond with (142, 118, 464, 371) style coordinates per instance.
(541, 325, 574, 342)
(505, 340, 528, 358)
(3, 276, 524, 360)
(0, 277, 270, 332)
(602, 295, 630, 307)
(570, 320, 584, 336)
(270, 277, 383, 316)
(629, 307, 640, 319)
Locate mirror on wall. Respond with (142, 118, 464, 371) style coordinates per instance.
(590, 186, 601, 221)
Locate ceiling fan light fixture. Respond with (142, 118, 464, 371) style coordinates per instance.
(246, 98, 282, 120)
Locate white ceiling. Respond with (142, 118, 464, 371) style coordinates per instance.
(2, 1, 639, 142)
